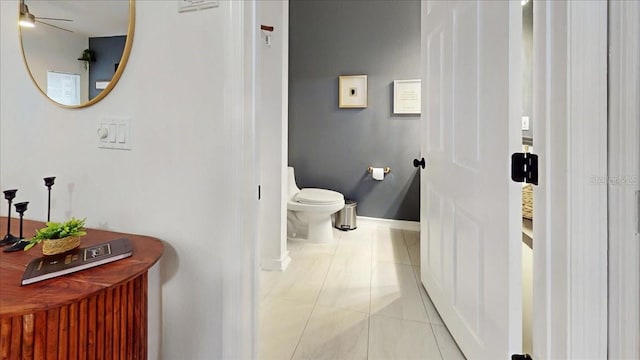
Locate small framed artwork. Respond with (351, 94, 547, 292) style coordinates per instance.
(339, 75, 367, 108)
(95, 81, 110, 90)
(393, 79, 421, 114)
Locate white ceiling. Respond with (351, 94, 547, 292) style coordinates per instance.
(25, 0, 130, 38)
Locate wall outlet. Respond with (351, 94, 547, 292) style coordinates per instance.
(522, 116, 530, 131)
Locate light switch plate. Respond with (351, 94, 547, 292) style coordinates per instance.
(522, 116, 530, 131)
(178, 0, 219, 13)
(98, 117, 131, 150)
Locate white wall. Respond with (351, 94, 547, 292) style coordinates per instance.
(1, 1, 244, 358)
(21, 21, 89, 103)
(258, 0, 289, 271)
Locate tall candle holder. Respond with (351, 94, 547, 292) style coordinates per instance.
(0, 189, 19, 246)
(44, 177, 55, 222)
(3, 202, 30, 252)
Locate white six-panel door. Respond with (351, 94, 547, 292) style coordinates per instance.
(420, 1, 522, 358)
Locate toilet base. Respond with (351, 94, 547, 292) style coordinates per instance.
(287, 210, 336, 243)
(306, 212, 336, 243)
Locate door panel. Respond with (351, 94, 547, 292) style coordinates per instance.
(452, 3, 479, 170)
(420, 1, 522, 358)
(453, 208, 482, 337)
(426, 187, 444, 285)
(426, 24, 444, 153)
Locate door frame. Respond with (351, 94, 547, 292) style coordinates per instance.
(233, 0, 615, 358)
(533, 1, 608, 359)
(222, 0, 259, 359)
(608, 1, 640, 358)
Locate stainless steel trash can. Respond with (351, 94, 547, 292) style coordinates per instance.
(335, 200, 357, 231)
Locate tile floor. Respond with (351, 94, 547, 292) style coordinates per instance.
(259, 221, 466, 360)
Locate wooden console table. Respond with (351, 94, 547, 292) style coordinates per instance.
(0, 217, 163, 359)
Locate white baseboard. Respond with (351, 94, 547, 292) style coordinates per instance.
(356, 216, 420, 231)
(260, 252, 291, 272)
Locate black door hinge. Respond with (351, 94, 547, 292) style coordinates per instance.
(511, 354, 533, 360)
(511, 152, 538, 185)
(258, 185, 261, 200)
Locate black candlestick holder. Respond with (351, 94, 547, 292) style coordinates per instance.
(44, 176, 55, 222)
(0, 189, 19, 246)
(3, 201, 30, 253)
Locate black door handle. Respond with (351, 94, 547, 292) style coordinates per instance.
(413, 158, 425, 169)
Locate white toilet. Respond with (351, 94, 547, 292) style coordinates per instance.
(287, 166, 345, 243)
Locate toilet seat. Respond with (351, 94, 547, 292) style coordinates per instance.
(287, 166, 345, 243)
(294, 188, 343, 205)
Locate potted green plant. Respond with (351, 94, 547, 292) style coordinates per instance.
(77, 49, 96, 70)
(24, 218, 87, 255)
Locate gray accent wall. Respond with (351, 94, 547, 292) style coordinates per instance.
(89, 36, 126, 100)
(289, 0, 421, 221)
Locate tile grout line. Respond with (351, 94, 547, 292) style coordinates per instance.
(404, 229, 447, 360)
(289, 233, 339, 360)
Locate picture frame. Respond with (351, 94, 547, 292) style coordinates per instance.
(339, 75, 368, 108)
(393, 79, 421, 114)
(95, 81, 110, 90)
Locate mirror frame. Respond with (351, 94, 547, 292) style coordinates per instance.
(18, 0, 135, 109)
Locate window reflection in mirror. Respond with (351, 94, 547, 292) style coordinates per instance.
(19, 0, 134, 108)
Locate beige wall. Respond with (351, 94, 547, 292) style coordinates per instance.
(21, 24, 89, 103)
(1, 1, 241, 358)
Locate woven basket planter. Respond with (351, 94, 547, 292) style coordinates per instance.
(522, 184, 533, 220)
(42, 236, 81, 256)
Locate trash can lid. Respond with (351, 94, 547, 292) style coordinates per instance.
(345, 200, 357, 206)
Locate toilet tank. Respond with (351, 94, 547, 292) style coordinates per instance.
(287, 166, 301, 198)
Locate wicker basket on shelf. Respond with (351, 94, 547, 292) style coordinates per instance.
(522, 184, 533, 220)
(24, 218, 86, 254)
(42, 236, 82, 256)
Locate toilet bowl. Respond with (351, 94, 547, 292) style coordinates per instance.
(287, 167, 345, 243)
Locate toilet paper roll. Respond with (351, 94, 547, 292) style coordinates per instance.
(371, 167, 385, 181)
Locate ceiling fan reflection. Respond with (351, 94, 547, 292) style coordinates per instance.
(20, 0, 74, 33)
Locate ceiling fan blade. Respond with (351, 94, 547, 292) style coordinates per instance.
(36, 20, 73, 33)
(35, 16, 73, 22)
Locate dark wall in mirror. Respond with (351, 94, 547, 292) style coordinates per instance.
(89, 36, 126, 100)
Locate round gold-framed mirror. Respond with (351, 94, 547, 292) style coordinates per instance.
(19, 0, 135, 108)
